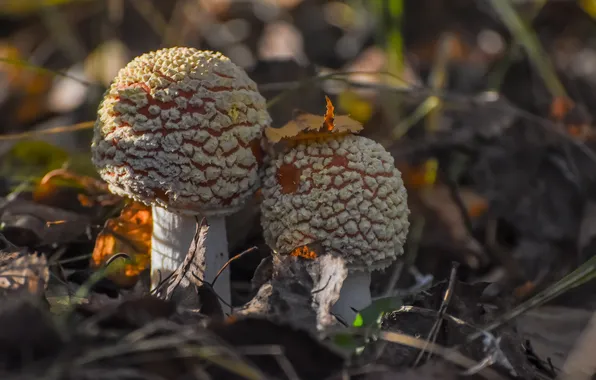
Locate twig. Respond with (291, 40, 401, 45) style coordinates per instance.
(190, 273, 233, 312)
(414, 262, 458, 366)
(212, 246, 259, 288)
(378, 330, 507, 380)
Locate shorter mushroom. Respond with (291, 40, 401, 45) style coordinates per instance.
(91, 47, 271, 307)
(260, 134, 410, 324)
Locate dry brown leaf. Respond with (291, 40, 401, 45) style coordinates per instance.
(90, 202, 152, 287)
(0, 200, 91, 246)
(0, 251, 49, 296)
(264, 96, 363, 143)
(418, 185, 488, 267)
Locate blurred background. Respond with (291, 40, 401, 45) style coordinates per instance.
(1, 0, 596, 367)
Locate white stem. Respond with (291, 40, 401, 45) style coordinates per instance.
(150, 206, 231, 310)
(151, 206, 196, 287)
(202, 215, 231, 310)
(331, 271, 372, 325)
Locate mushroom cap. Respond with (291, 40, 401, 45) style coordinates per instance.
(260, 134, 410, 271)
(91, 48, 271, 216)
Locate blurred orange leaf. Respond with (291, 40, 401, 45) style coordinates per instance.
(513, 280, 536, 300)
(548, 97, 592, 139)
(0, 43, 53, 125)
(550, 96, 574, 122)
(398, 161, 438, 189)
(33, 168, 118, 208)
(287, 241, 325, 260)
(289, 246, 318, 260)
(265, 96, 363, 143)
(91, 202, 152, 287)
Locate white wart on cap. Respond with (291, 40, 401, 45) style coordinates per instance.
(91, 47, 271, 306)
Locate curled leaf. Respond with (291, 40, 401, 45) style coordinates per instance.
(33, 168, 117, 208)
(265, 96, 363, 143)
(91, 202, 152, 287)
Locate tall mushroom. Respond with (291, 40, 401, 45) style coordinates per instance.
(260, 133, 410, 324)
(91, 47, 271, 306)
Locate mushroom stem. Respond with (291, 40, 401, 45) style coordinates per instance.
(331, 270, 372, 325)
(203, 215, 231, 309)
(150, 206, 232, 309)
(151, 206, 195, 286)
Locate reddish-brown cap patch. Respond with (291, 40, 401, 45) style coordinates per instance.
(276, 163, 301, 194)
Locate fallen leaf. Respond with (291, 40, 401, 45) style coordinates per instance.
(209, 316, 346, 380)
(363, 361, 459, 380)
(33, 168, 117, 209)
(264, 96, 363, 143)
(287, 241, 325, 260)
(417, 185, 488, 269)
(550, 96, 574, 122)
(548, 97, 593, 140)
(90, 202, 152, 287)
(0, 251, 49, 297)
(75, 295, 177, 330)
(237, 253, 346, 333)
(0, 199, 91, 246)
(517, 306, 593, 369)
(153, 219, 210, 311)
(397, 160, 439, 190)
(289, 245, 318, 260)
(513, 280, 536, 300)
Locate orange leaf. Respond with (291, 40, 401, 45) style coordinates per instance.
(290, 246, 318, 260)
(513, 281, 536, 300)
(33, 168, 116, 207)
(264, 96, 363, 143)
(91, 202, 152, 287)
(550, 96, 574, 122)
(397, 161, 433, 189)
(287, 241, 325, 260)
(323, 95, 335, 132)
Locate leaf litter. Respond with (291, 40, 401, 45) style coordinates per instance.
(0, 96, 589, 380)
(3, 2, 596, 379)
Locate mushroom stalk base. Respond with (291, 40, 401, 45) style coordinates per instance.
(151, 206, 196, 287)
(150, 207, 231, 311)
(331, 271, 372, 325)
(203, 215, 231, 311)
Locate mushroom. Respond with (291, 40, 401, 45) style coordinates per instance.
(260, 134, 410, 324)
(91, 47, 271, 307)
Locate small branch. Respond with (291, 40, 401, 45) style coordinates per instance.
(414, 262, 458, 366)
(212, 246, 258, 287)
